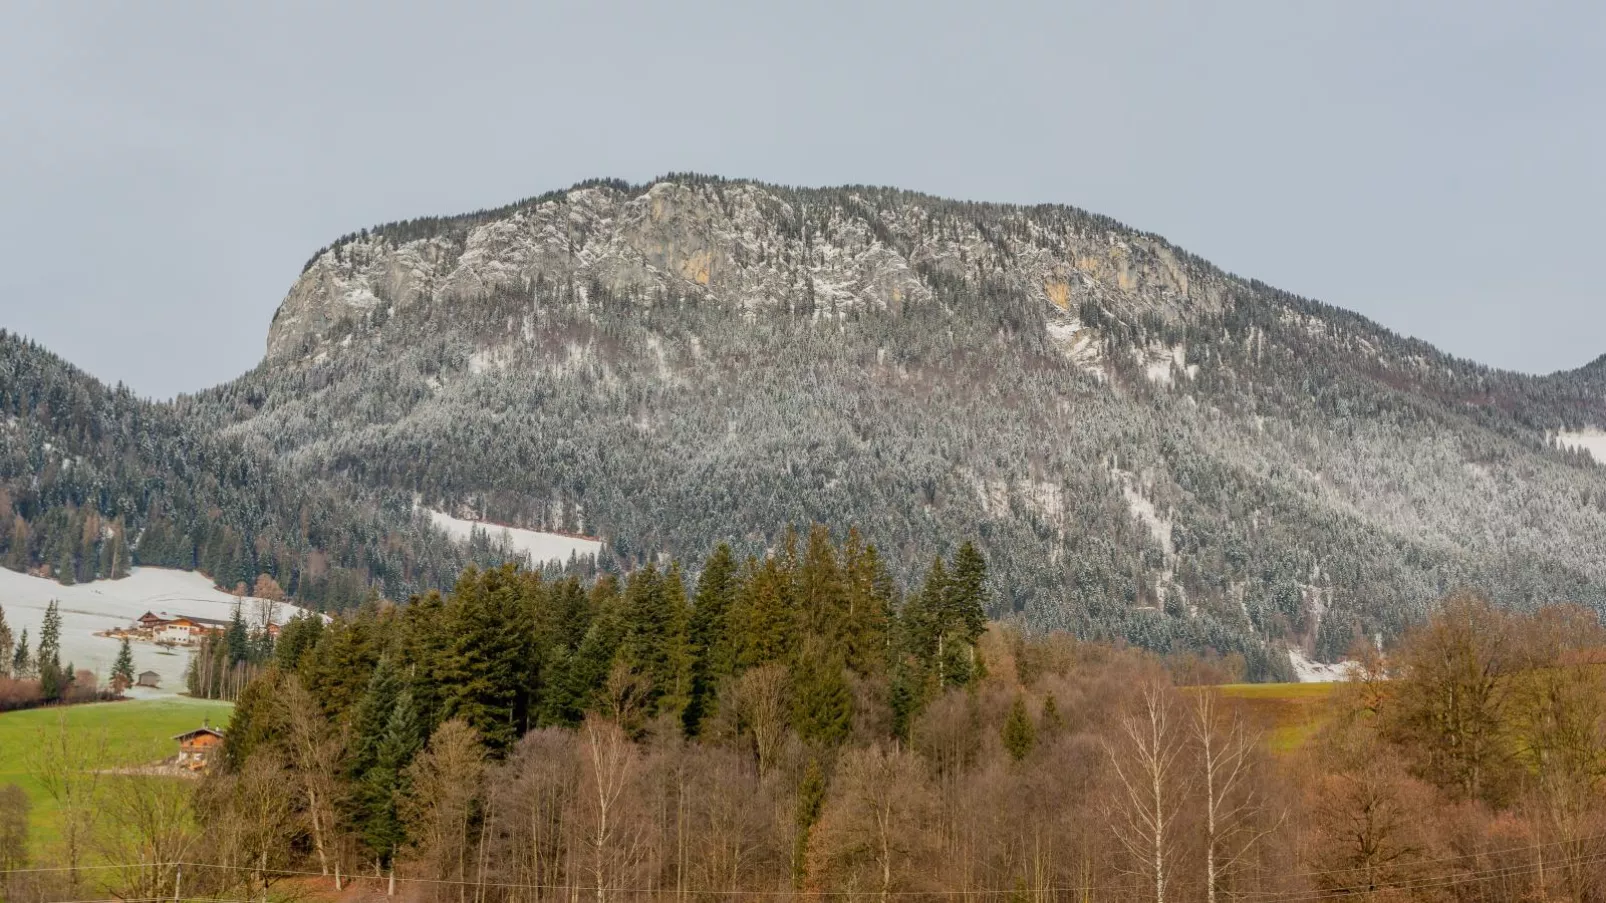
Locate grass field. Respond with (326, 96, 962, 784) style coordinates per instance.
(1213, 681, 1340, 753)
(0, 696, 233, 847)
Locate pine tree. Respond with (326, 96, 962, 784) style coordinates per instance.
(790, 639, 853, 747)
(359, 685, 422, 863)
(225, 604, 251, 666)
(436, 565, 536, 751)
(1040, 692, 1064, 739)
(12, 629, 31, 680)
(1002, 695, 1036, 762)
(112, 636, 135, 692)
(37, 601, 63, 700)
(685, 543, 738, 734)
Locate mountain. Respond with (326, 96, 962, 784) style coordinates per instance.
(9, 174, 1606, 678)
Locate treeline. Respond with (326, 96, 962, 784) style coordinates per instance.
(164, 579, 1606, 903)
(0, 600, 108, 711)
(185, 581, 286, 701)
(10, 559, 1606, 901)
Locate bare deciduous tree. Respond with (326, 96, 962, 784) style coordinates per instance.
(579, 715, 644, 903)
(0, 783, 29, 874)
(808, 743, 936, 903)
(100, 772, 197, 902)
(1191, 689, 1280, 903)
(26, 714, 107, 891)
(1105, 683, 1187, 903)
(402, 718, 487, 903)
(724, 664, 789, 777)
(281, 676, 347, 876)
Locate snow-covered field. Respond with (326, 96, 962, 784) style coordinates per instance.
(1287, 648, 1353, 683)
(0, 567, 305, 695)
(1557, 430, 1606, 465)
(423, 508, 603, 566)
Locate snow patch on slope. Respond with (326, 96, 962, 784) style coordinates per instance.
(1137, 343, 1194, 386)
(1287, 647, 1353, 683)
(1557, 430, 1606, 464)
(423, 508, 602, 566)
(0, 567, 309, 695)
(1045, 318, 1106, 381)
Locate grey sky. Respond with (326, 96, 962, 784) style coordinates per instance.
(2, 0, 1601, 399)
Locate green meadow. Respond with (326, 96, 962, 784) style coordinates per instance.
(1214, 681, 1340, 753)
(0, 696, 233, 847)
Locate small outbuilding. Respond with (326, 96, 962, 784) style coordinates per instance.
(136, 670, 161, 688)
(173, 723, 225, 771)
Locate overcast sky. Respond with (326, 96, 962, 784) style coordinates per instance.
(2, 1, 1602, 399)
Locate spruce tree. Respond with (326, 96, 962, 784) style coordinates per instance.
(359, 686, 422, 863)
(348, 655, 403, 778)
(795, 525, 848, 641)
(734, 558, 794, 669)
(37, 601, 60, 670)
(1002, 695, 1036, 762)
(840, 531, 893, 677)
(225, 604, 251, 666)
(946, 542, 989, 642)
(222, 671, 288, 770)
(619, 563, 691, 720)
(112, 636, 135, 692)
(437, 565, 535, 751)
(37, 601, 63, 700)
(544, 576, 624, 726)
(685, 543, 738, 734)
(790, 639, 853, 747)
(1040, 692, 1064, 739)
(12, 629, 31, 680)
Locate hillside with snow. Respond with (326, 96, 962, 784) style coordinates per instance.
(10, 175, 1606, 680)
(0, 567, 308, 695)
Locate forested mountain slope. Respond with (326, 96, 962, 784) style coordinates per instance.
(0, 332, 479, 607)
(7, 175, 1606, 677)
(178, 176, 1606, 674)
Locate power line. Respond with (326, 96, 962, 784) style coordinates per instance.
(11, 842, 1606, 901)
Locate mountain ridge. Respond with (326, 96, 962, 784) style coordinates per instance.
(9, 174, 1606, 680)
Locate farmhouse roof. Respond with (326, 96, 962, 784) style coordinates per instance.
(172, 726, 226, 742)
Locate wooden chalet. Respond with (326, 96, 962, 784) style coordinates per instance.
(173, 723, 225, 770)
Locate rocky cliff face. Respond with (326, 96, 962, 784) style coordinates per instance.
(268, 180, 1228, 378)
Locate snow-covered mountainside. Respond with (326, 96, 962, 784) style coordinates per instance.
(13, 175, 1606, 679)
(165, 175, 1606, 678)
